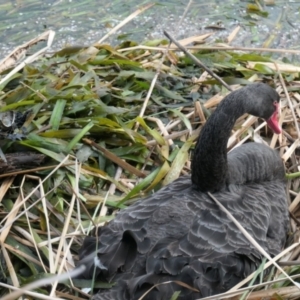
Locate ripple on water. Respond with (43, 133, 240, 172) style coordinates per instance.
(0, 0, 300, 61)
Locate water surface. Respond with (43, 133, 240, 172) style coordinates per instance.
(0, 0, 299, 61)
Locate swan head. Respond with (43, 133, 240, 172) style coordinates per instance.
(242, 83, 281, 134)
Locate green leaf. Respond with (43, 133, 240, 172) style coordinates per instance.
(163, 140, 193, 185)
(5, 235, 43, 274)
(136, 116, 165, 146)
(252, 63, 274, 74)
(170, 109, 192, 132)
(30, 229, 50, 261)
(118, 167, 160, 206)
(144, 161, 170, 192)
(66, 121, 94, 153)
(170, 291, 181, 300)
(49, 99, 66, 130)
(156, 84, 187, 102)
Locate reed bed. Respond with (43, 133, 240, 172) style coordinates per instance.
(1, 7, 300, 300)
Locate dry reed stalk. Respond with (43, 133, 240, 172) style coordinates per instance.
(147, 116, 174, 146)
(0, 30, 55, 74)
(170, 33, 213, 48)
(226, 26, 241, 44)
(1, 244, 19, 290)
(0, 176, 15, 202)
(97, 3, 155, 44)
(118, 44, 300, 55)
(194, 101, 206, 124)
(0, 30, 55, 85)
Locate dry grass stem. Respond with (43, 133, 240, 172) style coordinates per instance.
(118, 44, 300, 55)
(0, 30, 55, 85)
(97, 3, 155, 44)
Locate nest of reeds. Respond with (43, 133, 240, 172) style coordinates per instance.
(1, 7, 300, 300)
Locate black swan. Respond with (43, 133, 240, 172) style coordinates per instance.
(77, 83, 289, 300)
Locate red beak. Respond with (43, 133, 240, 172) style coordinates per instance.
(266, 102, 281, 134)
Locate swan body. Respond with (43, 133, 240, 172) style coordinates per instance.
(78, 83, 289, 300)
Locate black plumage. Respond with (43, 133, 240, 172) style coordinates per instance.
(77, 83, 289, 300)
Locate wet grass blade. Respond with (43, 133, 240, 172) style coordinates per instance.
(66, 121, 94, 153)
(49, 99, 66, 130)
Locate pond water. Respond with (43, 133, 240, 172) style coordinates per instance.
(0, 0, 300, 61)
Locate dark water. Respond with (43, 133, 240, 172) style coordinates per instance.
(0, 0, 300, 61)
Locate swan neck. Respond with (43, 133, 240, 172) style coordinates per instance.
(191, 93, 246, 192)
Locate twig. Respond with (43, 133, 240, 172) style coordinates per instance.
(147, 129, 191, 146)
(278, 260, 300, 266)
(163, 30, 232, 91)
(289, 211, 300, 226)
(117, 45, 300, 55)
(83, 138, 146, 178)
(0, 266, 85, 300)
(178, 0, 193, 28)
(0, 163, 74, 178)
(277, 70, 300, 138)
(97, 3, 155, 44)
(0, 30, 55, 86)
